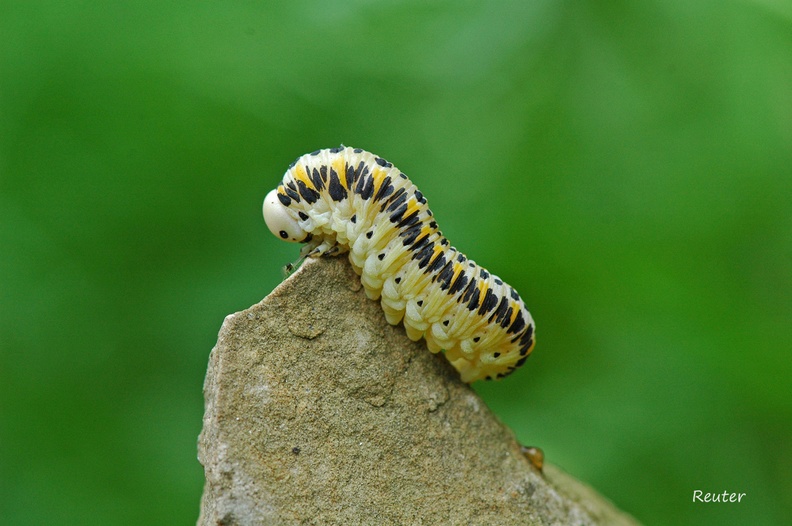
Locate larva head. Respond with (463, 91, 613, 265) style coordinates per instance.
(263, 189, 306, 243)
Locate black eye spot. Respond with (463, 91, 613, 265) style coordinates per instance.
(279, 230, 289, 239)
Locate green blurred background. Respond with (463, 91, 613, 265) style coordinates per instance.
(2, 1, 790, 524)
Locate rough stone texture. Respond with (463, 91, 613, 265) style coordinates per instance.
(197, 257, 640, 525)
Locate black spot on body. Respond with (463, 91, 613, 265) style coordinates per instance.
(519, 325, 534, 346)
(434, 260, 455, 289)
(478, 289, 498, 315)
(425, 252, 446, 274)
(327, 168, 347, 201)
(374, 157, 392, 168)
(353, 148, 363, 153)
(366, 231, 373, 239)
(394, 277, 401, 283)
(466, 287, 481, 311)
(345, 164, 357, 190)
(353, 164, 370, 194)
(360, 174, 374, 199)
(385, 191, 408, 213)
(378, 253, 385, 260)
(310, 150, 320, 156)
(351, 214, 357, 223)
(414, 241, 435, 269)
(298, 212, 309, 220)
(448, 272, 468, 294)
(329, 146, 343, 153)
(397, 210, 420, 230)
(277, 193, 291, 206)
(373, 176, 394, 201)
(296, 180, 319, 204)
(380, 188, 406, 212)
(310, 168, 325, 191)
(401, 224, 423, 246)
(410, 233, 432, 254)
(388, 203, 408, 224)
(507, 312, 526, 334)
(460, 278, 478, 303)
(284, 187, 300, 202)
(490, 296, 511, 323)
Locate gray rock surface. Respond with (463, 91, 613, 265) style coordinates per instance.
(197, 257, 640, 525)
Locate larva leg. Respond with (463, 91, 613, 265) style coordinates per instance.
(282, 237, 343, 275)
(322, 244, 348, 257)
(299, 238, 345, 259)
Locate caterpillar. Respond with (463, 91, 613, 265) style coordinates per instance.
(262, 147, 535, 382)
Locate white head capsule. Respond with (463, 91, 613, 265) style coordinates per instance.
(263, 189, 307, 242)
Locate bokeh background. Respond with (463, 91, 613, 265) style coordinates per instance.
(2, 1, 791, 524)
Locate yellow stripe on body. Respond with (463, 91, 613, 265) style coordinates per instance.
(369, 167, 388, 197)
(293, 164, 311, 187)
(404, 198, 421, 220)
(332, 157, 347, 188)
(477, 279, 488, 301)
(508, 302, 520, 324)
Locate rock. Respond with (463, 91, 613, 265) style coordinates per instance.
(197, 257, 640, 525)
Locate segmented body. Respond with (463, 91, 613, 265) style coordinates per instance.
(266, 147, 535, 382)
